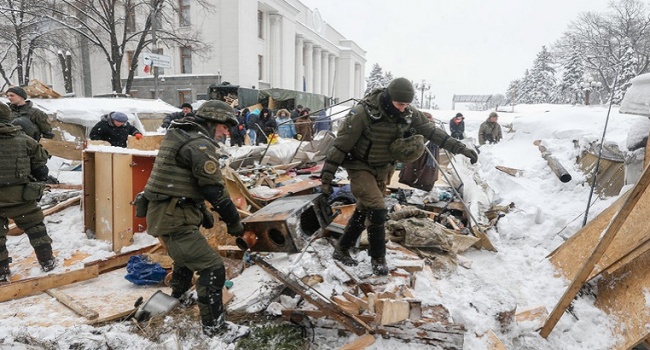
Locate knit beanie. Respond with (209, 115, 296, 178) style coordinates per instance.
(111, 112, 129, 122)
(181, 103, 193, 110)
(7, 86, 28, 100)
(387, 78, 415, 103)
(0, 103, 10, 123)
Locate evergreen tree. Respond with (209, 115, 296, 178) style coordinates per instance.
(558, 44, 584, 104)
(384, 71, 394, 86)
(506, 79, 520, 105)
(613, 40, 638, 104)
(365, 63, 385, 94)
(527, 46, 557, 103)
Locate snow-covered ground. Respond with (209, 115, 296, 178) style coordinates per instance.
(0, 103, 647, 349)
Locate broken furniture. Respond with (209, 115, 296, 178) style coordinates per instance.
(239, 194, 332, 252)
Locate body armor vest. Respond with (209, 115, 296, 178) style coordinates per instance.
(349, 106, 412, 167)
(145, 128, 211, 199)
(0, 130, 31, 186)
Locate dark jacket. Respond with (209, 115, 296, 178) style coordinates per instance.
(255, 108, 277, 144)
(9, 101, 54, 140)
(161, 111, 194, 128)
(0, 122, 49, 200)
(449, 117, 465, 140)
(89, 114, 141, 148)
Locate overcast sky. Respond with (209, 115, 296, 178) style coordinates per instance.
(299, 0, 613, 110)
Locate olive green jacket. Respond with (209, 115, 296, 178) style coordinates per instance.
(478, 119, 503, 145)
(0, 122, 49, 200)
(9, 101, 54, 139)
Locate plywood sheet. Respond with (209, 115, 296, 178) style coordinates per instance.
(112, 154, 134, 252)
(94, 152, 114, 247)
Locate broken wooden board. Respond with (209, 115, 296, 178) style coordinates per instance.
(594, 250, 650, 350)
(495, 165, 523, 177)
(8, 196, 81, 236)
(126, 134, 164, 151)
(548, 187, 650, 281)
(0, 269, 166, 327)
(0, 265, 100, 303)
(40, 139, 84, 161)
(485, 329, 508, 350)
(375, 320, 465, 349)
(339, 333, 376, 350)
(45, 288, 99, 320)
(515, 306, 548, 330)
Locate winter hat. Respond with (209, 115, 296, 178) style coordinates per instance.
(111, 111, 129, 122)
(489, 111, 499, 118)
(0, 103, 10, 123)
(6, 86, 28, 100)
(181, 103, 193, 110)
(387, 77, 415, 103)
(455, 112, 464, 118)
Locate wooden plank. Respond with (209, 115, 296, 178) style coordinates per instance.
(486, 329, 508, 350)
(45, 288, 99, 320)
(281, 309, 375, 325)
(0, 265, 99, 302)
(89, 308, 136, 325)
(8, 196, 81, 236)
(515, 306, 548, 329)
(83, 151, 96, 235)
(339, 334, 376, 350)
(112, 153, 134, 252)
(540, 164, 650, 338)
(375, 320, 465, 349)
(343, 292, 369, 312)
(94, 152, 113, 247)
(495, 165, 523, 177)
(595, 250, 650, 350)
(375, 299, 410, 326)
(333, 295, 360, 315)
(126, 134, 164, 151)
(39, 139, 83, 161)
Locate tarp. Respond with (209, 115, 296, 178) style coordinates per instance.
(259, 88, 326, 111)
(620, 73, 650, 116)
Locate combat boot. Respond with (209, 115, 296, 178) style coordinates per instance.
(34, 244, 56, 272)
(0, 258, 11, 283)
(332, 209, 367, 266)
(371, 257, 388, 276)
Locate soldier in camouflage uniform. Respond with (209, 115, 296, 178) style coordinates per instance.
(143, 100, 244, 336)
(6, 86, 54, 141)
(0, 103, 56, 283)
(321, 77, 478, 275)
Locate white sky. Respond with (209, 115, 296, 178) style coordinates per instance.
(299, 0, 613, 109)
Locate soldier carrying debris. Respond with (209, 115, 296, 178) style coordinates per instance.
(142, 100, 244, 337)
(320, 77, 478, 275)
(0, 103, 56, 283)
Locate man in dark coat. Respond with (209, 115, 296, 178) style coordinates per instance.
(89, 111, 142, 148)
(255, 108, 277, 144)
(449, 112, 465, 140)
(143, 100, 244, 336)
(0, 103, 56, 283)
(161, 103, 194, 129)
(320, 77, 478, 275)
(6, 86, 54, 141)
(290, 104, 304, 121)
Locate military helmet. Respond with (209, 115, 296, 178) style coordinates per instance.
(390, 134, 426, 163)
(195, 100, 238, 127)
(0, 103, 10, 123)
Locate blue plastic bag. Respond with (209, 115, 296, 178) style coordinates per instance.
(124, 255, 167, 285)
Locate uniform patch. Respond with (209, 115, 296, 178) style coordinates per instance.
(198, 144, 208, 151)
(203, 160, 218, 174)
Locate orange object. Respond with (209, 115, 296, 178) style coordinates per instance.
(236, 231, 258, 251)
(135, 133, 143, 140)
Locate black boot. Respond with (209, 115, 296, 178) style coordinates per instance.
(197, 266, 226, 337)
(34, 244, 56, 272)
(170, 265, 194, 299)
(332, 209, 367, 266)
(0, 258, 11, 283)
(367, 209, 389, 276)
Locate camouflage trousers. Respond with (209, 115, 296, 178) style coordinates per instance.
(0, 200, 52, 262)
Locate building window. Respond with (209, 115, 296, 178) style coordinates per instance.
(258, 55, 263, 81)
(179, 0, 191, 27)
(154, 48, 165, 75)
(126, 5, 136, 33)
(180, 47, 192, 74)
(257, 10, 263, 39)
(179, 90, 192, 104)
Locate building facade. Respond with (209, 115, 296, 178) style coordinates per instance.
(32, 0, 366, 107)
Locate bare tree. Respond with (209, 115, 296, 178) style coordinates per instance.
(0, 0, 70, 89)
(36, 0, 212, 94)
(555, 0, 650, 98)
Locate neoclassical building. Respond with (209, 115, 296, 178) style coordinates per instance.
(33, 0, 366, 107)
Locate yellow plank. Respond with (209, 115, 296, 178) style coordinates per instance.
(0, 265, 99, 302)
(94, 152, 114, 247)
(112, 153, 134, 252)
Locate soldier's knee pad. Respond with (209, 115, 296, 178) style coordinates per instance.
(197, 265, 225, 292)
(367, 209, 388, 226)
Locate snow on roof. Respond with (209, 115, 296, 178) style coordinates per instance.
(19, 97, 180, 128)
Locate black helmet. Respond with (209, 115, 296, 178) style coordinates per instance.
(390, 134, 425, 163)
(195, 100, 238, 127)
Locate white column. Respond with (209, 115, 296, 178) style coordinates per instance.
(295, 36, 304, 91)
(313, 46, 322, 94)
(321, 50, 329, 96)
(329, 54, 336, 98)
(269, 13, 282, 88)
(304, 41, 313, 92)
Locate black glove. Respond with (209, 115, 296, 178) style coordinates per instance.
(199, 204, 214, 229)
(227, 221, 245, 237)
(461, 148, 478, 164)
(42, 132, 55, 139)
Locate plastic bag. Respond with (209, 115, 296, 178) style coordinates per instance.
(124, 255, 167, 285)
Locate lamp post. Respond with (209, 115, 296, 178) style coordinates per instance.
(580, 77, 603, 105)
(415, 80, 431, 109)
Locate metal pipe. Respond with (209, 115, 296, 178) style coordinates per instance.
(533, 140, 572, 183)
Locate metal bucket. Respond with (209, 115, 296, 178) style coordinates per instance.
(134, 290, 179, 321)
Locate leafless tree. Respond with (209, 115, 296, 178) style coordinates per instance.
(554, 0, 650, 98)
(0, 0, 70, 89)
(35, 0, 212, 94)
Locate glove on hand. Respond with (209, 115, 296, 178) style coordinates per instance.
(461, 148, 479, 164)
(135, 133, 143, 140)
(228, 221, 245, 237)
(321, 183, 333, 197)
(199, 205, 214, 229)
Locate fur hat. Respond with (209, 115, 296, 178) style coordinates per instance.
(111, 112, 129, 122)
(6, 86, 27, 100)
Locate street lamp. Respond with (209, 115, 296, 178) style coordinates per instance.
(415, 79, 431, 109)
(580, 76, 603, 105)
